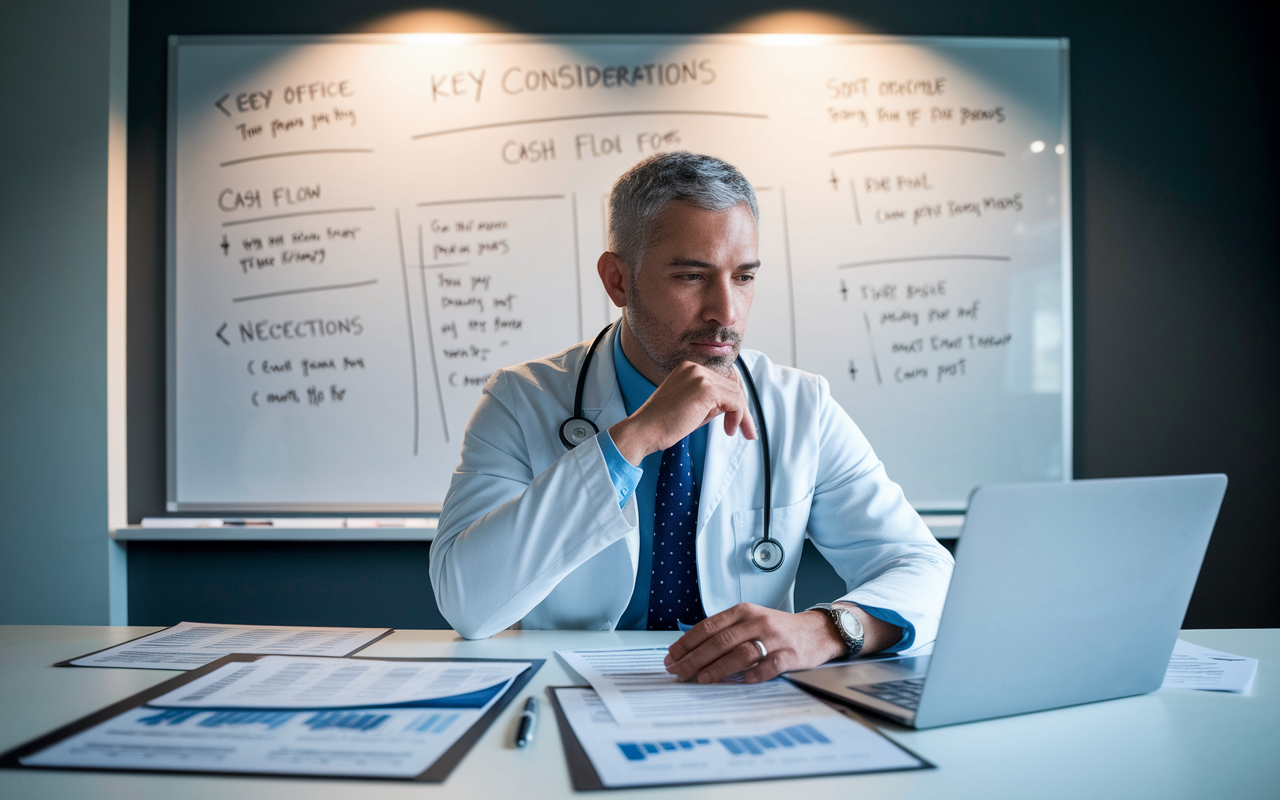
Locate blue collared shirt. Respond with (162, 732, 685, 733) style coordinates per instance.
(597, 335, 913, 649)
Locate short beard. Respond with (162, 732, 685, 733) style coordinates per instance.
(625, 288, 741, 378)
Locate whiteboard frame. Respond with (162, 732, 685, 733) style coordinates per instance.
(164, 33, 1073, 513)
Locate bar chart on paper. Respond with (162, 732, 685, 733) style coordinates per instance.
(24, 704, 482, 777)
(618, 723, 833, 762)
(554, 687, 927, 787)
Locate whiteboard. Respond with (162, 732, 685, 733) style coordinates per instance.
(167, 34, 1071, 512)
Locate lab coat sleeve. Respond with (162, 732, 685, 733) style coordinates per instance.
(430, 369, 639, 639)
(803, 375, 954, 653)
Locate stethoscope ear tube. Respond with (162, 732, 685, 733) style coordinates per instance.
(736, 356, 779, 572)
(560, 323, 616, 450)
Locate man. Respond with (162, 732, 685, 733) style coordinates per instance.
(431, 152, 953, 684)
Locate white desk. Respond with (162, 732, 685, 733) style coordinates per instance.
(1, 626, 1275, 798)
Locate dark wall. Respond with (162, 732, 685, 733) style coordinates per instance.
(128, 541, 449, 629)
(0, 0, 114, 624)
(128, 1, 1278, 628)
(126, 540, 888, 629)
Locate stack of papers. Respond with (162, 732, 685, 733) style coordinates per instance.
(552, 647, 928, 788)
(64, 621, 392, 670)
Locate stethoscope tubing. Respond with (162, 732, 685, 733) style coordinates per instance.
(736, 354, 775, 567)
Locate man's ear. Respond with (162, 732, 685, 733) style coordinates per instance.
(597, 251, 631, 309)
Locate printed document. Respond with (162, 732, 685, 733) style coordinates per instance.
(554, 687, 926, 787)
(22, 656, 532, 778)
(558, 647, 852, 727)
(68, 621, 390, 670)
(1162, 639, 1258, 693)
(149, 655, 531, 709)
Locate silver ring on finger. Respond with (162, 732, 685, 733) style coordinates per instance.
(752, 639, 767, 660)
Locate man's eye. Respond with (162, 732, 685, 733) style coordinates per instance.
(677, 273, 703, 281)
(737, 273, 756, 282)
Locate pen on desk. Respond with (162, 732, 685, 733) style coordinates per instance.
(222, 519, 273, 527)
(515, 696, 538, 748)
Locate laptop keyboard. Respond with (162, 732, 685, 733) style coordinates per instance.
(852, 677, 926, 710)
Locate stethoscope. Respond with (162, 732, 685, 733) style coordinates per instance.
(559, 323, 783, 572)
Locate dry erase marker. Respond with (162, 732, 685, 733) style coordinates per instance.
(515, 696, 538, 748)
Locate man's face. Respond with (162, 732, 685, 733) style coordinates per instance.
(622, 200, 760, 380)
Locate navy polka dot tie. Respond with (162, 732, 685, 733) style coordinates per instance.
(647, 435, 707, 631)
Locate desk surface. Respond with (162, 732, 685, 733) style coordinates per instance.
(0, 626, 1275, 799)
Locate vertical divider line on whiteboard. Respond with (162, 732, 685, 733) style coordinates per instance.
(862, 313, 883, 386)
(572, 193, 583, 342)
(414, 222, 449, 444)
(394, 209, 420, 456)
(779, 188, 797, 368)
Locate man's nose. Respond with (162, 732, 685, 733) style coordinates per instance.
(702, 275, 738, 327)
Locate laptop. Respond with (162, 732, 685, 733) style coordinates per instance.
(786, 474, 1227, 729)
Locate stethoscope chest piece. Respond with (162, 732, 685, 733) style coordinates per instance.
(559, 324, 615, 450)
(750, 537, 784, 572)
(559, 417, 599, 449)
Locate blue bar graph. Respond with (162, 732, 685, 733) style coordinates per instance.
(619, 724, 831, 761)
(304, 711, 390, 732)
(138, 709, 201, 726)
(199, 710, 297, 730)
(136, 709, 297, 730)
(408, 712, 459, 733)
(617, 738, 712, 761)
(717, 723, 831, 756)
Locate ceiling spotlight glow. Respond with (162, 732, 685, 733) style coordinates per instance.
(404, 33, 472, 46)
(724, 10, 874, 36)
(1030, 141, 1046, 153)
(757, 34, 825, 47)
(1055, 144, 1066, 155)
(354, 9, 510, 35)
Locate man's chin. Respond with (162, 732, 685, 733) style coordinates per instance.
(687, 348, 739, 374)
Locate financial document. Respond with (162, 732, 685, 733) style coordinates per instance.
(21, 696, 507, 778)
(22, 656, 532, 778)
(68, 621, 391, 670)
(554, 687, 926, 788)
(558, 647, 821, 726)
(149, 655, 531, 709)
(1162, 639, 1258, 693)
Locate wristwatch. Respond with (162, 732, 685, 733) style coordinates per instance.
(807, 602, 865, 657)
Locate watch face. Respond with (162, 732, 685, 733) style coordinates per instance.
(836, 609, 864, 639)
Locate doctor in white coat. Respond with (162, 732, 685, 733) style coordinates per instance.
(431, 152, 953, 684)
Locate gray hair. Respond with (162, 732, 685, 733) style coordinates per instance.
(608, 151, 759, 272)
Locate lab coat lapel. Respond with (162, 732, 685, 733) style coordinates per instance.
(577, 324, 639, 592)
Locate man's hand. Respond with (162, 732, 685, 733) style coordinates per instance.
(663, 603, 904, 684)
(663, 604, 844, 684)
(609, 361, 757, 465)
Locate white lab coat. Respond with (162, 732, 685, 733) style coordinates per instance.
(431, 327, 953, 645)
